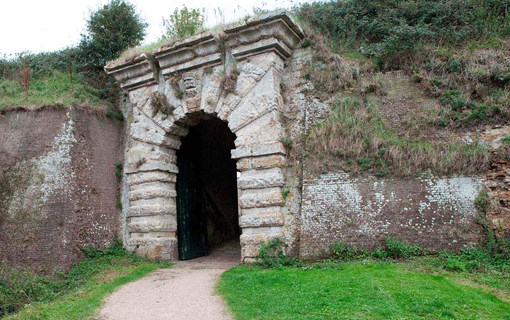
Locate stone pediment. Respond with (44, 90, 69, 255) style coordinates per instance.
(105, 11, 304, 90)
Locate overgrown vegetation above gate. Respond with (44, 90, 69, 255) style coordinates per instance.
(297, 0, 509, 177)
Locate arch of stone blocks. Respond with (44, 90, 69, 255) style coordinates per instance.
(105, 12, 304, 262)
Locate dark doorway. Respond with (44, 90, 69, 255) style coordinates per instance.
(176, 117, 240, 260)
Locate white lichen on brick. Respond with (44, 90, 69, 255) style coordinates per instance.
(34, 111, 77, 203)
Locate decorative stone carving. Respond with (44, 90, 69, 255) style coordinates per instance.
(182, 73, 200, 97)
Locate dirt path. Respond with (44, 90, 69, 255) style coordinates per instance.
(97, 242, 239, 320)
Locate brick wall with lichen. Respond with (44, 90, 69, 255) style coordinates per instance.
(299, 172, 484, 259)
(0, 107, 124, 274)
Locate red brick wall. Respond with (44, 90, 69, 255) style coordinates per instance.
(0, 108, 124, 274)
(300, 172, 484, 260)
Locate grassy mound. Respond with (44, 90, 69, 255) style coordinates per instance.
(296, 0, 509, 177)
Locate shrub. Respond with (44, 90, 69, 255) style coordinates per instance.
(299, 0, 510, 66)
(163, 6, 205, 40)
(106, 106, 125, 121)
(474, 190, 490, 212)
(385, 236, 424, 259)
(0, 239, 131, 316)
(257, 238, 300, 268)
(331, 241, 359, 261)
(444, 257, 467, 272)
(78, 0, 147, 69)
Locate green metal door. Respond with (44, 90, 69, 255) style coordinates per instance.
(176, 149, 208, 260)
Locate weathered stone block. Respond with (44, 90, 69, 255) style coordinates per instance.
(251, 154, 287, 169)
(236, 158, 251, 171)
(234, 111, 284, 149)
(238, 168, 285, 190)
(133, 161, 179, 174)
(105, 54, 158, 90)
(127, 171, 177, 185)
(128, 198, 176, 217)
(128, 182, 176, 201)
(231, 141, 286, 159)
(127, 236, 178, 260)
(227, 69, 280, 132)
(239, 187, 284, 208)
(240, 226, 283, 245)
(131, 108, 181, 148)
(127, 215, 177, 233)
(239, 207, 284, 227)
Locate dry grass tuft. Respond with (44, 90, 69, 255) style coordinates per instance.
(306, 97, 490, 177)
(301, 31, 360, 98)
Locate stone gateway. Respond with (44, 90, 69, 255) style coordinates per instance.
(106, 12, 304, 262)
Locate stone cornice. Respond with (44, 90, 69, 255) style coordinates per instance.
(104, 54, 158, 91)
(224, 11, 304, 60)
(105, 11, 304, 90)
(154, 33, 223, 77)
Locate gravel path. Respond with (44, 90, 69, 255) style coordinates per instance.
(97, 242, 239, 320)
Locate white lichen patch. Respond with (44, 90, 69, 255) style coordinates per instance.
(34, 111, 77, 203)
(421, 177, 482, 222)
(2, 112, 78, 223)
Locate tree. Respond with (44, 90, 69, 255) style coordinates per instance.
(78, 0, 147, 69)
(163, 6, 205, 40)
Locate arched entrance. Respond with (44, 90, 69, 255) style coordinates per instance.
(106, 12, 304, 262)
(176, 116, 240, 260)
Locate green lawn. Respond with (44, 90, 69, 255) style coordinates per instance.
(2, 244, 170, 320)
(218, 262, 510, 320)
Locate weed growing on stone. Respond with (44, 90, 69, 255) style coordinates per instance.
(257, 238, 301, 268)
(280, 137, 293, 150)
(280, 188, 290, 201)
(475, 190, 490, 212)
(106, 106, 124, 121)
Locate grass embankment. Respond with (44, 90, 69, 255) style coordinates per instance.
(0, 71, 102, 110)
(219, 237, 510, 319)
(306, 97, 490, 177)
(297, 0, 509, 177)
(0, 241, 170, 319)
(0, 49, 117, 112)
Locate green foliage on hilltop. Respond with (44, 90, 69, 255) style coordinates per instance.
(299, 0, 510, 66)
(78, 0, 147, 70)
(298, 0, 509, 177)
(0, 0, 148, 110)
(0, 70, 102, 109)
